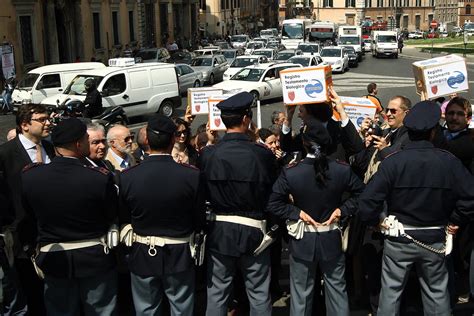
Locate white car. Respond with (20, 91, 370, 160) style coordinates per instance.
(297, 43, 321, 56)
(223, 55, 268, 81)
(363, 38, 372, 52)
(213, 62, 302, 101)
(245, 42, 265, 55)
(408, 31, 424, 39)
(288, 55, 327, 67)
(194, 48, 221, 56)
(252, 49, 277, 61)
(320, 46, 349, 73)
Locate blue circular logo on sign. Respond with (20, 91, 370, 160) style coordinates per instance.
(447, 71, 465, 89)
(357, 116, 364, 127)
(305, 80, 324, 98)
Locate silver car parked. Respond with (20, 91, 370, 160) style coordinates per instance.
(190, 55, 229, 85)
(175, 64, 203, 95)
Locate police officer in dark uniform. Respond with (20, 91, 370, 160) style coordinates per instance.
(198, 92, 277, 316)
(268, 119, 365, 316)
(119, 114, 205, 315)
(20, 118, 118, 316)
(358, 101, 474, 316)
(83, 78, 103, 118)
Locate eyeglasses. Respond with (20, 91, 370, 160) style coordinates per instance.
(385, 108, 400, 115)
(446, 110, 466, 117)
(31, 117, 51, 124)
(175, 130, 187, 137)
(90, 139, 107, 145)
(122, 136, 134, 142)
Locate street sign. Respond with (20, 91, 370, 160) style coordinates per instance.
(430, 20, 438, 29)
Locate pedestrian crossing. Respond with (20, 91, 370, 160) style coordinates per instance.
(331, 72, 415, 93)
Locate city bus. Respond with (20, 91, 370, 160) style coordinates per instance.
(281, 18, 313, 49)
(307, 21, 337, 43)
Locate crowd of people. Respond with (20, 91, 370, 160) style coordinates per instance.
(0, 84, 473, 316)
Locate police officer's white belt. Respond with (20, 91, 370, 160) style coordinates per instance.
(403, 224, 444, 230)
(133, 233, 192, 256)
(40, 236, 107, 253)
(214, 215, 266, 233)
(304, 223, 339, 233)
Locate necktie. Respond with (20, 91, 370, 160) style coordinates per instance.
(35, 144, 43, 163)
(120, 160, 128, 169)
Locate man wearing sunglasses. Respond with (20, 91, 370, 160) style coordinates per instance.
(0, 103, 56, 315)
(105, 125, 136, 171)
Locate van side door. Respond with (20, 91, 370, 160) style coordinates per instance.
(122, 69, 150, 116)
(100, 72, 127, 108)
(33, 73, 62, 101)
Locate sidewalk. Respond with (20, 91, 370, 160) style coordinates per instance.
(400, 46, 474, 64)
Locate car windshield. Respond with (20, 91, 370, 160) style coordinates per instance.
(289, 57, 310, 66)
(465, 24, 474, 30)
(17, 73, 40, 90)
(64, 75, 104, 96)
(378, 35, 397, 43)
(222, 51, 236, 59)
(191, 58, 213, 66)
(247, 43, 263, 49)
(231, 68, 265, 82)
(342, 46, 355, 53)
(339, 36, 359, 44)
(261, 30, 273, 37)
(275, 52, 294, 60)
(136, 50, 157, 60)
(320, 49, 341, 57)
(231, 35, 247, 42)
(253, 50, 272, 58)
(282, 23, 304, 39)
(298, 44, 319, 53)
(231, 58, 258, 67)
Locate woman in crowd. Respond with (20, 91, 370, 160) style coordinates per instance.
(172, 118, 198, 165)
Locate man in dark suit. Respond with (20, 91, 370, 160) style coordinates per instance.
(0, 103, 55, 315)
(82, 122, 115, 172)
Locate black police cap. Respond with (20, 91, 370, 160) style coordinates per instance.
(51, 118, 87, 146)
(403, 100, 441, 132)
(147, 114, 177, 135)
(302, 118, 331, 146)
(216, 92, 254, 115)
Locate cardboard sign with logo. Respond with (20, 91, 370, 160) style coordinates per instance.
(208, 95, 231, 131)
(188, 88, 223, 115)
(280, 66, 333, 105)
(412, 55, 469, 100)
(337, 97, 377, 131)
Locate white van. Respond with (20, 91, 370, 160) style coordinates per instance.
(41, 58, 181, 117)
(12, 62, 105, 110)
(371, 31, 399, 58)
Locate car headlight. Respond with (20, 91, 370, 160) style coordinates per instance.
(335, 60, 342, 65)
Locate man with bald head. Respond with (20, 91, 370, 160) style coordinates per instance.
(132, 126, 150, 163)
(105, 125, 136, 171)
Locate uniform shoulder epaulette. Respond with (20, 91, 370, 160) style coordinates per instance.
(22, 162, 44, 173)
(384, 150, 401, 159)
(335, 159, 349, 166)
(86, 165, 111, 175)
(120, 164, 139, 173)
(180, 163, 199, 170)
(286, 161, 299, 169)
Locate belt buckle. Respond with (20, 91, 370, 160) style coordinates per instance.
(148, 245, 157, 256)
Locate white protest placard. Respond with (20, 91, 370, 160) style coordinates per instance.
(280, 65, 333, 105)
(339, 96, 377, 131)
(208, 95, 231, 131)
(187, 87, 223, 115)
(412, 55, 469, 100)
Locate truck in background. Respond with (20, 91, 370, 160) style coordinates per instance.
(371, 30, 398, 58)
(338, 25, 363, 61)
(307, 21, 337, 44)
(281, 18, 313, 49)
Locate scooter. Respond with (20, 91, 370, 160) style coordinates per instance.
(49, 98, 129, 128)
(0, 78, 15, 114)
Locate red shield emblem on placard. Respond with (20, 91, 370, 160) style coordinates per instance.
(195, 105, 201, 112)
(288, 91, 295, 101)
(431, 85, 438, 95)
(214, 118, 221, 127)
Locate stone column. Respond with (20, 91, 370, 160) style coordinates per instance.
(45, 0, 59, 63)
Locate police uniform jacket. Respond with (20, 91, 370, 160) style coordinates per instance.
(198, 133, 277, 257)
(21, 157, 117, 278)
(280, 119, 364, 161)
(445, 128, 474, 173)
(359, 140, 474, 244)
(268, 158, 365, 262)
(119, 155, 205, 277)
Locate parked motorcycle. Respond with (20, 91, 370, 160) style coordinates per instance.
(49, 98, 129, 128)
(0, 78, 15, 114)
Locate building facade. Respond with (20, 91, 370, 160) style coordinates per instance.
(0, 0, 198, 79)
(458, 0, 474, 25)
